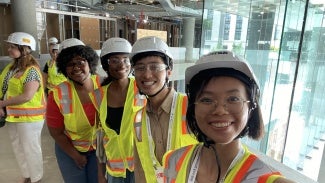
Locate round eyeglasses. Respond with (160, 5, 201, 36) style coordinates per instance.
(194, 96, 250, 114)
(66, 59, 87, 69)
(108, 58, 130, 65)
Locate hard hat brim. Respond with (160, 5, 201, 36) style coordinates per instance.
(185, 60, 256, 85)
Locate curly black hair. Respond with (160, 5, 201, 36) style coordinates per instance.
(56, 45, 99, 77)
(186, 68, 264, 145)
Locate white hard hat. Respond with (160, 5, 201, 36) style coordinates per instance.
(129, 36, 173, 64)
(52, 44, 59, 50)
(100, 37, 132, 58)
(59, 38, 85, 52)
(48, 37, 58, 44)
(5, 32, 36, 51)
(185, 50, 258, 86)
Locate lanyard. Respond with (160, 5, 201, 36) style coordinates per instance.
(188, 145, 245, 183)
(146, 92, 177, 168)
(188, 145, 203, 183)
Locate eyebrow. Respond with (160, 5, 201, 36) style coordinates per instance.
(200, 88, 241, 96)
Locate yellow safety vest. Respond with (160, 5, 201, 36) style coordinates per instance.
(163, 144, 283, 183)
(133, 92, 198, 183)
(0, 64, 45, 122)
(46, 60, 67, 91)
(90, 77, 146, 178)
(52, 75, 101, 152)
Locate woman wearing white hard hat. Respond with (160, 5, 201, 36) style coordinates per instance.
(90, 37, 142, 183)
(46, 38, 101, 183)
(0, 32, 45, 183)
(163, 51, 295, 183)
(130, 36, 197, 183)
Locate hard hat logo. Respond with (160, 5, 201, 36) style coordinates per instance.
(22, 38, 31, 44)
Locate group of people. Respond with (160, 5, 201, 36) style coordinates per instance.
(0, 31, 295, 183)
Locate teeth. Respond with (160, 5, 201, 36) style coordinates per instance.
(211, 122, 231, 128)
(143, 81, 154, 86)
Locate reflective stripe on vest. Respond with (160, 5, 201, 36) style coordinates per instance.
(164, 144, 283, 183)
(134, 93, 188, 141)
(92, 77, 145, 177)
(60, 76, 101, 114)
(181, 96, 188, 134)
(258, 172, 282, 183)
(72, 139, 96, 149)
(54, 75, 101, 152)
(7, 107, 45, 116)
(58, 82, 73, 114)
(164, 145, 195, 183)
(134, 92, 197, 183)
(5, 65, 45, 122)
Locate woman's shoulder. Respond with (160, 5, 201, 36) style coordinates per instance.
(274, 177, 297, 183)
(164, 144, 201, 164)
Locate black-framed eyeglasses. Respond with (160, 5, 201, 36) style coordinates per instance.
(133, 63, 167, 74)
(194, 96, 250, 114)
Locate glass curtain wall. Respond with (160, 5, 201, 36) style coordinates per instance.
(200, 0, 325, 181)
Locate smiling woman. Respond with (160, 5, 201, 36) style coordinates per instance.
(162, 50, 296, 183)
(46, 38, 101, 183)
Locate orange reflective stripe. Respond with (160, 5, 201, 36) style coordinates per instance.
(163, 151, 177, 183)
(176, 145, 193, 171)
(258, 172, 281, 183)
(181, 95, 188, 134)
(107, 158, 125, 171)
(126, 156, 134, 170)
(7, 107, 45, 116)
(164, 145, 195, 183)
(233, 154, 257, 182)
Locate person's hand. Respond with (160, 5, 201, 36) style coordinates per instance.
(0, 107, 6, 117)
(72, 153, 87, 169)
(98, 174, 106, 183)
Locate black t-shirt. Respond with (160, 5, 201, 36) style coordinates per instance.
(106, 106, 124, 135)
(43, 62, 49, 73)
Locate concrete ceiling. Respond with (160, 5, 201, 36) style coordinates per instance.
(1, 0, 284, 21)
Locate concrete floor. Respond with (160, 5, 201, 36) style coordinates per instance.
(0, 123, 64, 183)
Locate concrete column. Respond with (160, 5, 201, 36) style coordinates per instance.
(10, 0, 39, 57)
(181, 17, 195, 62)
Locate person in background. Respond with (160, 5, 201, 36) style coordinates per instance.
(91, 37, 144, 183)
(46, 38, 101, 183)
(0, 32, 46, 183)
(163, 51, 296, 183)
(42, 37, 67, 94)
(129, 36, 197, 183)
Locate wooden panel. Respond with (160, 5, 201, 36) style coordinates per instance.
(80, 17, 100, 50)
(136, 29, 167, 43)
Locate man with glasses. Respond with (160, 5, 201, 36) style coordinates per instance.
(129, 36, 197, 183)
